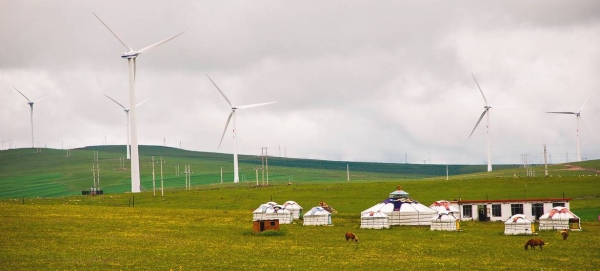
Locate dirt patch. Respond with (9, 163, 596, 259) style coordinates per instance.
(563, 164, 600, 173)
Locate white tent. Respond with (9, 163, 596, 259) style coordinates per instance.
(430, 200, 460, 216)
(253, 204, 293, 224)
(430, 211, 459, 231)
(504, 214, 534, 235)
(360, 211, 390, 229)
(303, 207, 332, 226)
(539, 207, 581, 231)
(362, 189, 436, 226)
(283, 200, 304, 220)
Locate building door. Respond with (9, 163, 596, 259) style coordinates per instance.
(478, 205, 488, 221)
(531, 203, 544, 220)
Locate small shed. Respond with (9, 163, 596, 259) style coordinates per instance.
(360, 211, 390, 229)
(504, 214, 534, 235)
(430, 211, 460, 231)
(303, 207, 332, 226)
(253, 220, 280, 232)
(539, 207, 581, 231)
(283, 200, 304, 219)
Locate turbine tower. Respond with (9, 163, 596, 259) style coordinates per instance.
(94, 13, 184, 193)
(546, 97, 590, 162)
(104, 94, 150, 160)
(206, 74, 277, 183)
(14, 87, 46, 148)
(468, 73, 499, 172)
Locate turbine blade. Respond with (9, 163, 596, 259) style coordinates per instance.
(237, 101, 277, 109)
(206, 74, 233, 107)
(578, 95, 591, 113)
(103, 94, 126, 109)
(468, 109, 488, 139)
(579, 115, 590, 135)
(218, 111, 234, 149)
(137, 32, 185, 54)
(133, 60, 136, 83)
(93, 13, 132, 51)
(136, 98, 150, 107)
(471, 72, 489, 105)
(546, 111, 576, 115)
(34, 95, 49, 103)
(14, 87, 31, 102)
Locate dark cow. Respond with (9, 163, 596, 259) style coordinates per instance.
(524, 238, 546, 250)
(345, 232, 359, 243)
(561, 230, 569, 240)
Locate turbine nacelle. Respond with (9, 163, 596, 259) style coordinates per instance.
(121, 51, 139, 59)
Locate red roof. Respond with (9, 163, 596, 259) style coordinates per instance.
(453, 198, 572, 204)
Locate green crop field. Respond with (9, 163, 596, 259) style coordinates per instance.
(1, 146, 599, 270)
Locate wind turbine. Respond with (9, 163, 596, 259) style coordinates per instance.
(206, 74, 277, 183)
(94, 13, 184, 193)
(468, 73, 499, 172)
(103, 94, 150, 160)
(14, 87, 47, 148)
(546, 97, 591, 162)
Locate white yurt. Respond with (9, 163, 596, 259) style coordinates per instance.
(283, 201, 304, 220)
(430, 200, 460, 216)
(360, 211, 390, 229)
(361, 187, 436, 226)
(253, 204, 293, 224)
(303, 207, 332, 226)
(504, 214, 534, 235)
(539, 207, 581, 231)
(430, 211, 459, 231)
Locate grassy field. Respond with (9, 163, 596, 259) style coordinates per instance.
(1, 146, 599, 270)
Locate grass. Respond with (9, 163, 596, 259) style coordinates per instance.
(1, 146, 600, 270)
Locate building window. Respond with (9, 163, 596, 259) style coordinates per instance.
(531, 203, 544, 220)
(463, 205, 472, 218)
(511, 204, 524, 216)
(553, 202, 565, 207)
(492, 204, 501, 217)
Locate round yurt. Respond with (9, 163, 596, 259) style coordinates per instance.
(504, 214, 534, 235)
(361, 187, 436, 226)
(430, 211, 459, 231)
(539, 207, 581, 231)
(283, 201, 304, 220)
(430, 200, 460, 216)
(360, 211, 390, 229)
(253, 204, 293, 224)
(303, 207, 332, 226)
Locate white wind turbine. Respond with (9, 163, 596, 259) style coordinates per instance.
(468, 73, 503, 172)
(94, 13, 184, 193)
(103, 94, 150, 160)
(14, 87, 47, 148)
(546, 97, 591, 162)
(206, 74, 277, 183)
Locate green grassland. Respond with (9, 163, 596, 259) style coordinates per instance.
(1, 146, 600, 270)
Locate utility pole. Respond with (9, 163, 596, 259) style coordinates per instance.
(152, 156, 156, 196)
(160, 156, 164, 197)
(261, 148, 265, 185)
(543, 144, 548, 177)
(266, 147, 269, 185)
(347, 164, 350, 182)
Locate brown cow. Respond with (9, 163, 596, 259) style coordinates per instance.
(345, 232, 359, 243)
(560, 230, 569, 240)
(524, 238, 546, 250)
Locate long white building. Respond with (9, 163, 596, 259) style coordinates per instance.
(448, 198, 571, 222)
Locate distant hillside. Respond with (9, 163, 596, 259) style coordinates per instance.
(2, 145, 598, 199)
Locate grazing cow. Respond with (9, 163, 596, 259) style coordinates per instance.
(561, 230, 569, 240)
(524, 238, 546, 250)
(345, 232, 359, 243)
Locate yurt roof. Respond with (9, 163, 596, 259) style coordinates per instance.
(361, 210, 388, 218)
(540, 207, 579, 219)
(505, 214, 532, 224)
(283, 201, 303, 210)
(430, 200, 460, 213)
(431, 211, 457, 222)
(305, 207, 330, 216)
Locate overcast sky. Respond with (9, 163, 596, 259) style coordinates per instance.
(1, 1, 599, 166)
